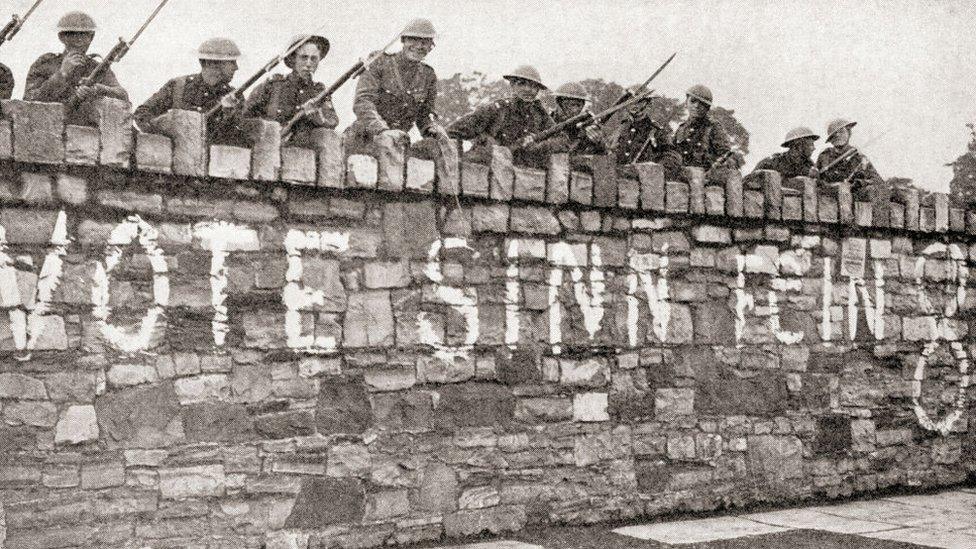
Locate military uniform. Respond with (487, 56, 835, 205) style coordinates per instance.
(614, 114, 674, 165)
(447, 96, 556, 168)
(135, 73, 248, 146)
(816, 145, 882, 192)
(243, 71, 338, 144)
(0, 63, 13, 100)
(674, 115, 730, 169)
(755, 150, 815, 180)
(348, 51, 437, 145)
(551, 109, 607, 156)
(24, 52, 127, 126)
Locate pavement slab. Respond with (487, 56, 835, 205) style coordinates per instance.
(884, 492, 976, 514)
(740, 508, 902, 534)
(613, 516, 792, 544)
(439, 543, 544, 549)
(860, 527, 976, 549)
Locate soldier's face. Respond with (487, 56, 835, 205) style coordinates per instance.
(800, 137, 816, 157)
(216, 60, 238, 83)
(511, 79, 540, 101)
(557, 98, 585, 116)
(59, 32, 94, 53)
(402, 37, 434, 62)
(831, 127, 851, 146)
(686, 97, 707, 119)
(293, 43, 321, 79)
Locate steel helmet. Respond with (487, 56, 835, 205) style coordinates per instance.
(686, 84, 713, 106)
(401, 18, 437, 39)
(826, 118, 857, 140)
(781, 126, 820, 147)
(283, 34, 331, 69)
(57, 11, 96, 33)
(503, 65, 546, 89)
(554, 82, 588, 101)
(197, 37, 241, 61)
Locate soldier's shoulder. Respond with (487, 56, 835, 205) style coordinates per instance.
(30, 52, 61, 66)
(268, 73, 286, 82)
(419, 61, 436, 76)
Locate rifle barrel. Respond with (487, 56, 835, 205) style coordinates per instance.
(129, 0, 170, 47)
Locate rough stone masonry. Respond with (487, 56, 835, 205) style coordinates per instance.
(0, 97, 974, 549)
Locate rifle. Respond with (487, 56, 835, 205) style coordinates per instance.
(612, 51, 677, 107)
(205, 25, 328, 120)
(525, 87, 655, 146)
(707, 150, 734, 172)
(0, 0, 44, 49)
(66, 0, 169, 110)
(280, 30, 401, 139)
(819, 130, 888, 174)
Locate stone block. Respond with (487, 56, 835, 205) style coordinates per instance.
(579, 154, 616, 207)
(692, 225, 731, 244)
(383, 201, 438, 257)
(303, 128, 342, 189)
(573, 392, 609, 422)
(950, 207, 965, 232)
(619, 177, 640, 209)
(56, 174, 87, 204)
(434, 137, 461, 196)
(511, 206, 560, 235)
(2, 99, 65, 164)
(0, 116, 10, 159)
(801, 177, 818, 222)
(153, 108, 207, 176)
(95, 97, 133, 168)
(0, 209, 57, 244)
(208, 144, 251, 179)
(547, 153, 570, 203)
(282, 146, 317, 184)
(889, 202, 905, 228)
(871, 183, 891, 228)
(665, 181, 689, 213)
(0, 372, 48, 399)
(443, 506, 527, 538)
(782, 194, 802, 221)
(490, 145, 515, 200)
(472, 204, 509, 232)
(934, 192, 949, 232)
(135, 133, 173, 174)
(343, 291, 394, 347)
(243, 118, 281, 181)
(569, 170, 593, 205)
(855, 200, 874, 226)
(65, 124, 99, 165)
(819, 193, 838, 222)
(920, 206, 936, 232)
(19, 172, 53, 203)
(758, 170, 782, 219)
(685, 166, 706, 214)
(371, 132, 405, 191)
(837, 182, 853, 224)
(704, 185, 725, 215)
(747, 435, 803, 482)
(513, 166, 546, 201)
(904, 187, 920, 230)
(725, 169, 744, 217)
(403, 156, 435, 193)
(461, 160, 489, 197)
(160, 464, 226, 499)
(743, 189, 763, 218)
(655, 388, 694, 421)
(634, 162, 665, 211)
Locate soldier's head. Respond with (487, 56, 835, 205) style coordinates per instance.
(685, 84, 713, 120)
(285, 35, 330, 80)
(554, 82, 588, 117)
(401, 19, 436, 62)
(826, 118, 856, 147)
(626, 85, 653, 118)
(57, 11, 96, 53)
(504, 66, 547, 101)
(782, 127, 819, 157)
(198, 38, 241, 85)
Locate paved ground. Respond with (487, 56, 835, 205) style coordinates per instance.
(428, 488, 976, 549)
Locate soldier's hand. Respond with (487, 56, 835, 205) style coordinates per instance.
(583, 125, 602, 142)
(306, 108, 328, 126)
(219, 93, 240, 110)
(518, 135, 535, 148)
(93, 83, 115, 97)
(430, 123, 450, 141)
(808, 167, 820, 179)
(75, 85, 97, 101)
(60, 52, 86, 77)
(381, 129, 409, 144)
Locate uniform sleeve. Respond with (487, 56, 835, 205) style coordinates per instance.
(24, 55, 71, 101)
(134, 79, 175, 133)
(243, 80, 271, 119)
(0, 64, 13, 100)
(815, 150, 830, 171)
(313, 98, 340, 129)
(352, 57, 389, 134)
(525, 109, 560, 154)
(416, 69, 437, 135)
(859, 154, 883, 184)
(98, 67, 129, 102)
(709, 122, 731, 161)
(446, 103, 498, 141)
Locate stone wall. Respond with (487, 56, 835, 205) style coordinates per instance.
(0, 98, 974, 549)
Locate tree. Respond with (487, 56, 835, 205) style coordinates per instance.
(949, 123, 976, 206)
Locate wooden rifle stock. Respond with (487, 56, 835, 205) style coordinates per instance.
(66, 38, 129, 110)
(280, 60, 364, 138)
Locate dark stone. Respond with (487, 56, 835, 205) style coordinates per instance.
(692, 302, 736, 345)
(795, 374, 834, 411)
(692, 347, 788, 416)
(635, 460, 670, 492)
(371, 391, 433, 431)
(414, 461, 458, 513)
(316, 380, 373, 434)
(496, 349, 542, 385)
(813, 415, 852, 455)
(284, 477, 364, 527)
(254, 410, 314, 439)
(0, 425, 37, 451)
(433, 383, 514, 432)
(609, 369, 654, 421)
(382, 202, 438, 258)
(94, 382, 183, 448)
(182, 402, 253, 442)
(808, 349, 873, 374)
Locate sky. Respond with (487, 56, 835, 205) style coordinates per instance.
(1, 0, 974, 190)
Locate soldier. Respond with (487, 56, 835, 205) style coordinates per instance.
(243, 34, 338, 145)
(134, 37, 248, 146)
(0, 62, 12, 99)
(611, 86, 681, 177)
(346, 18, 449, 155)
(673, 84, 731, 171)
(549, 82, 606, 155)
(447, 65, 556, 168)
(24, 11, 128, 126)
(754, 126, 819, 181)
(816, 118, 883, 193)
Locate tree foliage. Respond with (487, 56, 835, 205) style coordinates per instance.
(949, 123, 976, 205)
